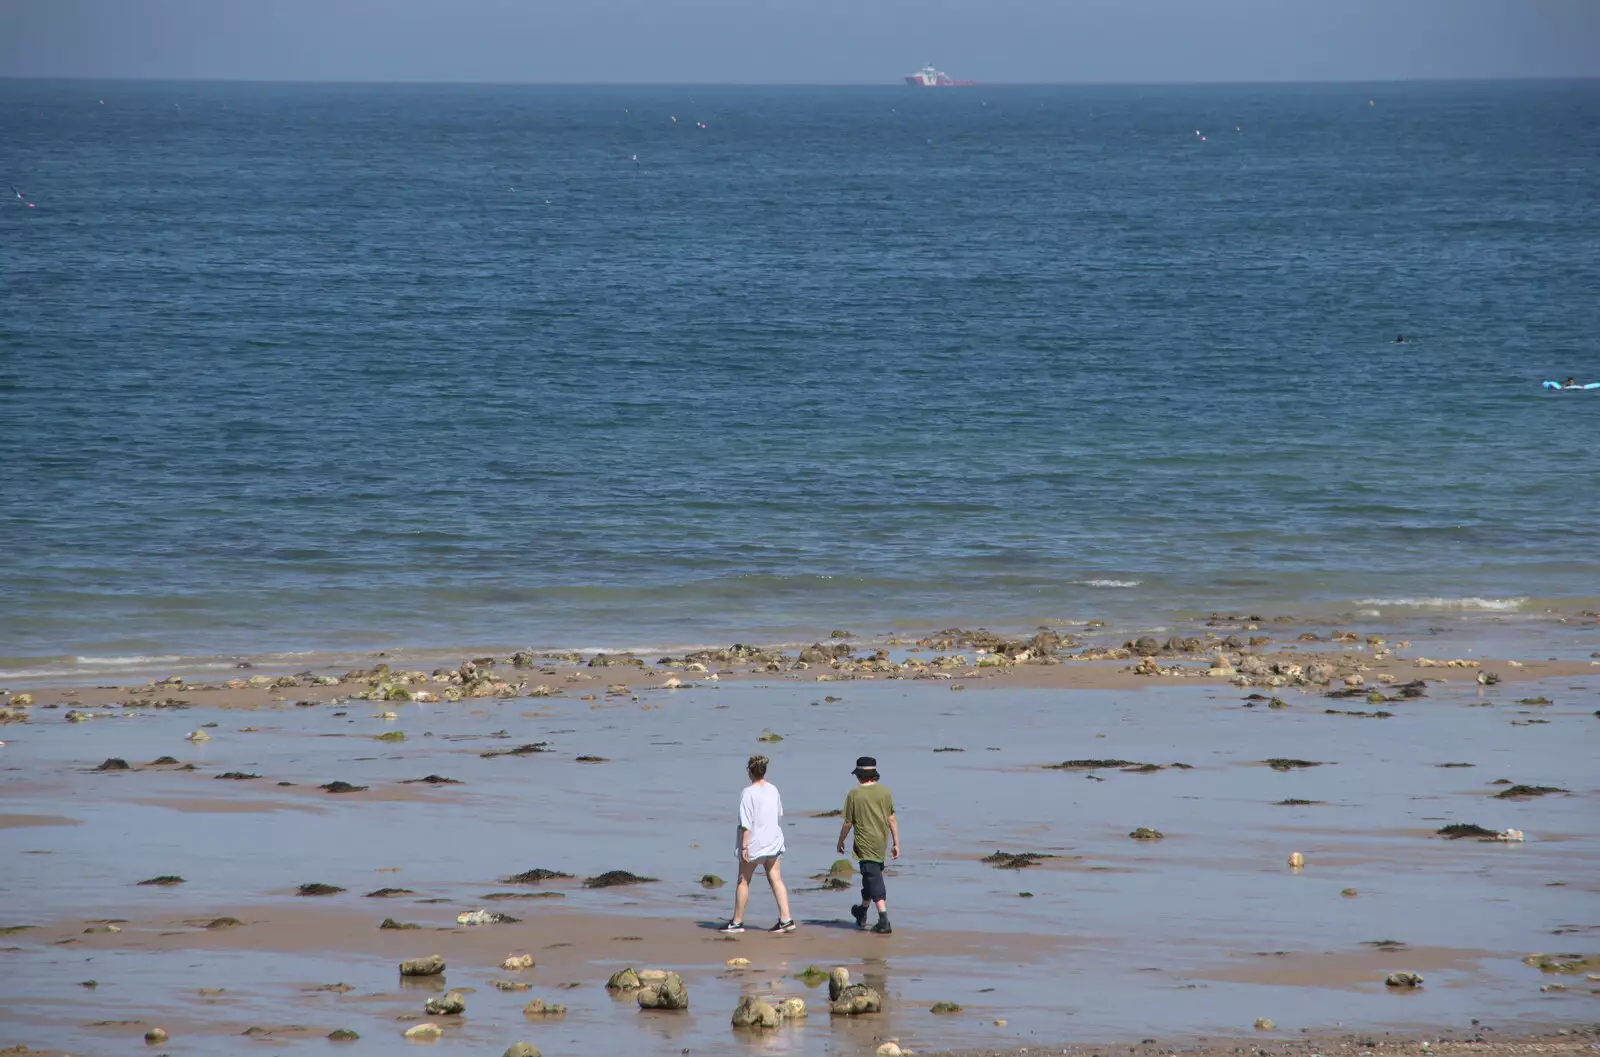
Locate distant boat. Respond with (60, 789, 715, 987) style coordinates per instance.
(903, 65, 976, 87)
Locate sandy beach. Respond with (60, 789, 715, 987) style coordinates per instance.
(1, 618, 1596, 1056)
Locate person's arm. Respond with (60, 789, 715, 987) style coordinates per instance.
(835, 819, 853, 855)
(888, 813, 900, 860)
(738, 791, 753, 862)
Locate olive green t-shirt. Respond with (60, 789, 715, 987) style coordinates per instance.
(843, 782, 896, 863)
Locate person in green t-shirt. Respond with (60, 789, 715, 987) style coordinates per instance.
(835, 755, 899, 934)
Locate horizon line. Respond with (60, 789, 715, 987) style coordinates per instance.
(2, 73, 1597, 89)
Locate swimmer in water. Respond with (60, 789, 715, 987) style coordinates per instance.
(1393, 334, 1406, 343)
(1563, 377, 1579, 388)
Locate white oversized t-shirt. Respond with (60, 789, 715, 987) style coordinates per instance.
(738, 781, 785, 859)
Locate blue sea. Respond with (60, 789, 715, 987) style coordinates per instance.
(2, 79, 1598, 674)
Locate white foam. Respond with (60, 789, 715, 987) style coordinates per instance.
(1071, 579, 1143, 589)
(1353, 597, 1528, 612)
(73, 654, 186, 666)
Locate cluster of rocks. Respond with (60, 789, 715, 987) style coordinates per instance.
(827, 966, 883, 1015)
(730, 994, 807, 1029)
(607, 968, 689, 1010)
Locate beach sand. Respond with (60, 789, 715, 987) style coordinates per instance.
(0, 621, 1596, 1056)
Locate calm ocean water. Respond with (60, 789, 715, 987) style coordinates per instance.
(2, 79, 1598, 671)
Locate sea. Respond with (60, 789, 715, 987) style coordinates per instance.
(2, 79, 1598, 678)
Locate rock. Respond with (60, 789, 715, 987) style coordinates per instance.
(494, 979, 531, 991)
(778, 997, 807, 1019)
(522, 999, 566, 1016)
(636, 970, 688, 1010)
(726, 957, 750, 967)
(95, 757, 131, 771)
(503, 867, 574, 883)
(424, 991, 465, 1015)
(831, 984, 882, 1015)
(1287, 851, 1305, 868)
(144, 1028, 168, 1043)
(877, 1045, 905, 1057)
(399, 954, 446, 976)
(379, 918, 420, 930)
(11, 693, 34, 707)
(1129, 827, 1164, 840)
(503, 1045, 542, 1057)
(700, 874, 725, 888)
(1385, 971, 1424, 988)
(828, 966, 851, 1001)
(828, 859, 854, 876)
(456, 909, 519, 925)
(931, 1000, 963, 1013)
(503, 954, 535, 970)
(1255, 1018, 1277, 1030)
(1342, 888, 1359, 896)
(328, 1028, 360, 1041)
(606, 967, 642, 990)
(1133, 636, 1161, 655)
(83, 924, 121, 934)
(731, 995, 782, 1028)
(403, 1023, 442, 1040)
(185, 729, 211, 742)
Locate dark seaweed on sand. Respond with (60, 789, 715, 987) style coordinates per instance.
(981, 851, 1056, 869)
(1436, 762, 1475, 768)
(214, 772, 261, 780)
(95, 758, 131, 771)
(297, 883, 346, 896)
(400, 774, 462, 784)
(1436, 823, 1497, 839)
(575, 755, 609, 763)
(364, 888, 415, 898)
(583, 870, 658, 888)
(1122, 763, 1163, 773)
(137, 875, 186, 886)
(1493, 784, 1566, 799)
(1046, 759, 1142, 770)
(1264, 758, 1326, 770)
(812, 809, 843, 818)
(378, 918, 420, 930)
(481, 742, 551, 759)
(149, 756, 180, 765)
(1274, 799, 1324, 806)
(504, 868, 574, 884)
(933, 747, 965, 753)
(320, 781, 368, 793)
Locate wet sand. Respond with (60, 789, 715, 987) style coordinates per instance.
(1, 623, 1596, 1056)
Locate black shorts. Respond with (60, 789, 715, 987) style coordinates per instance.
(859, 860, 887, 903)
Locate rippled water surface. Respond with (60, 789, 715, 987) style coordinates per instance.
(3, 80, 1599, 666)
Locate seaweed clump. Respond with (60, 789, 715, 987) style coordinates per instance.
(1265, 758, 1326, 771)
(583, 870, 658, 888)
(980, 850, 1055, 869)
(1436, 823, 1497, 840)
(1046, 759, 1142, 770)
(503, 868, 574, 884)
(1493, 785, 1565, 799)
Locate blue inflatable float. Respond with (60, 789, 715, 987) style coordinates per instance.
(1542, 381, 1600, 390)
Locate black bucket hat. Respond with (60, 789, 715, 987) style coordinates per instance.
(852, 756, 878, 776)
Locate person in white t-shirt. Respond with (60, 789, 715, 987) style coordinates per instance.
(719, 754, 794, 934)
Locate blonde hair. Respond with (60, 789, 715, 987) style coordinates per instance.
(747, 755, 769, 780)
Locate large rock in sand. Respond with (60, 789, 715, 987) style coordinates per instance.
(503, 1045, 542, 1057)
(731, 995, 781, 1028)
(424, 990, 465, 1015)
(399, 954, 446, 976)
(636, 970, 688, 1010)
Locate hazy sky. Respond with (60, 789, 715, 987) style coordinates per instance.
(3, 0, 1597, 84)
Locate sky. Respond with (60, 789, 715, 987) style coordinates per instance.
(2, 0, 1598, 84)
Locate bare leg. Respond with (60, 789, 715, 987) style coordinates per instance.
(732, 857, 757, 923)
(763, 857, 792, 922)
